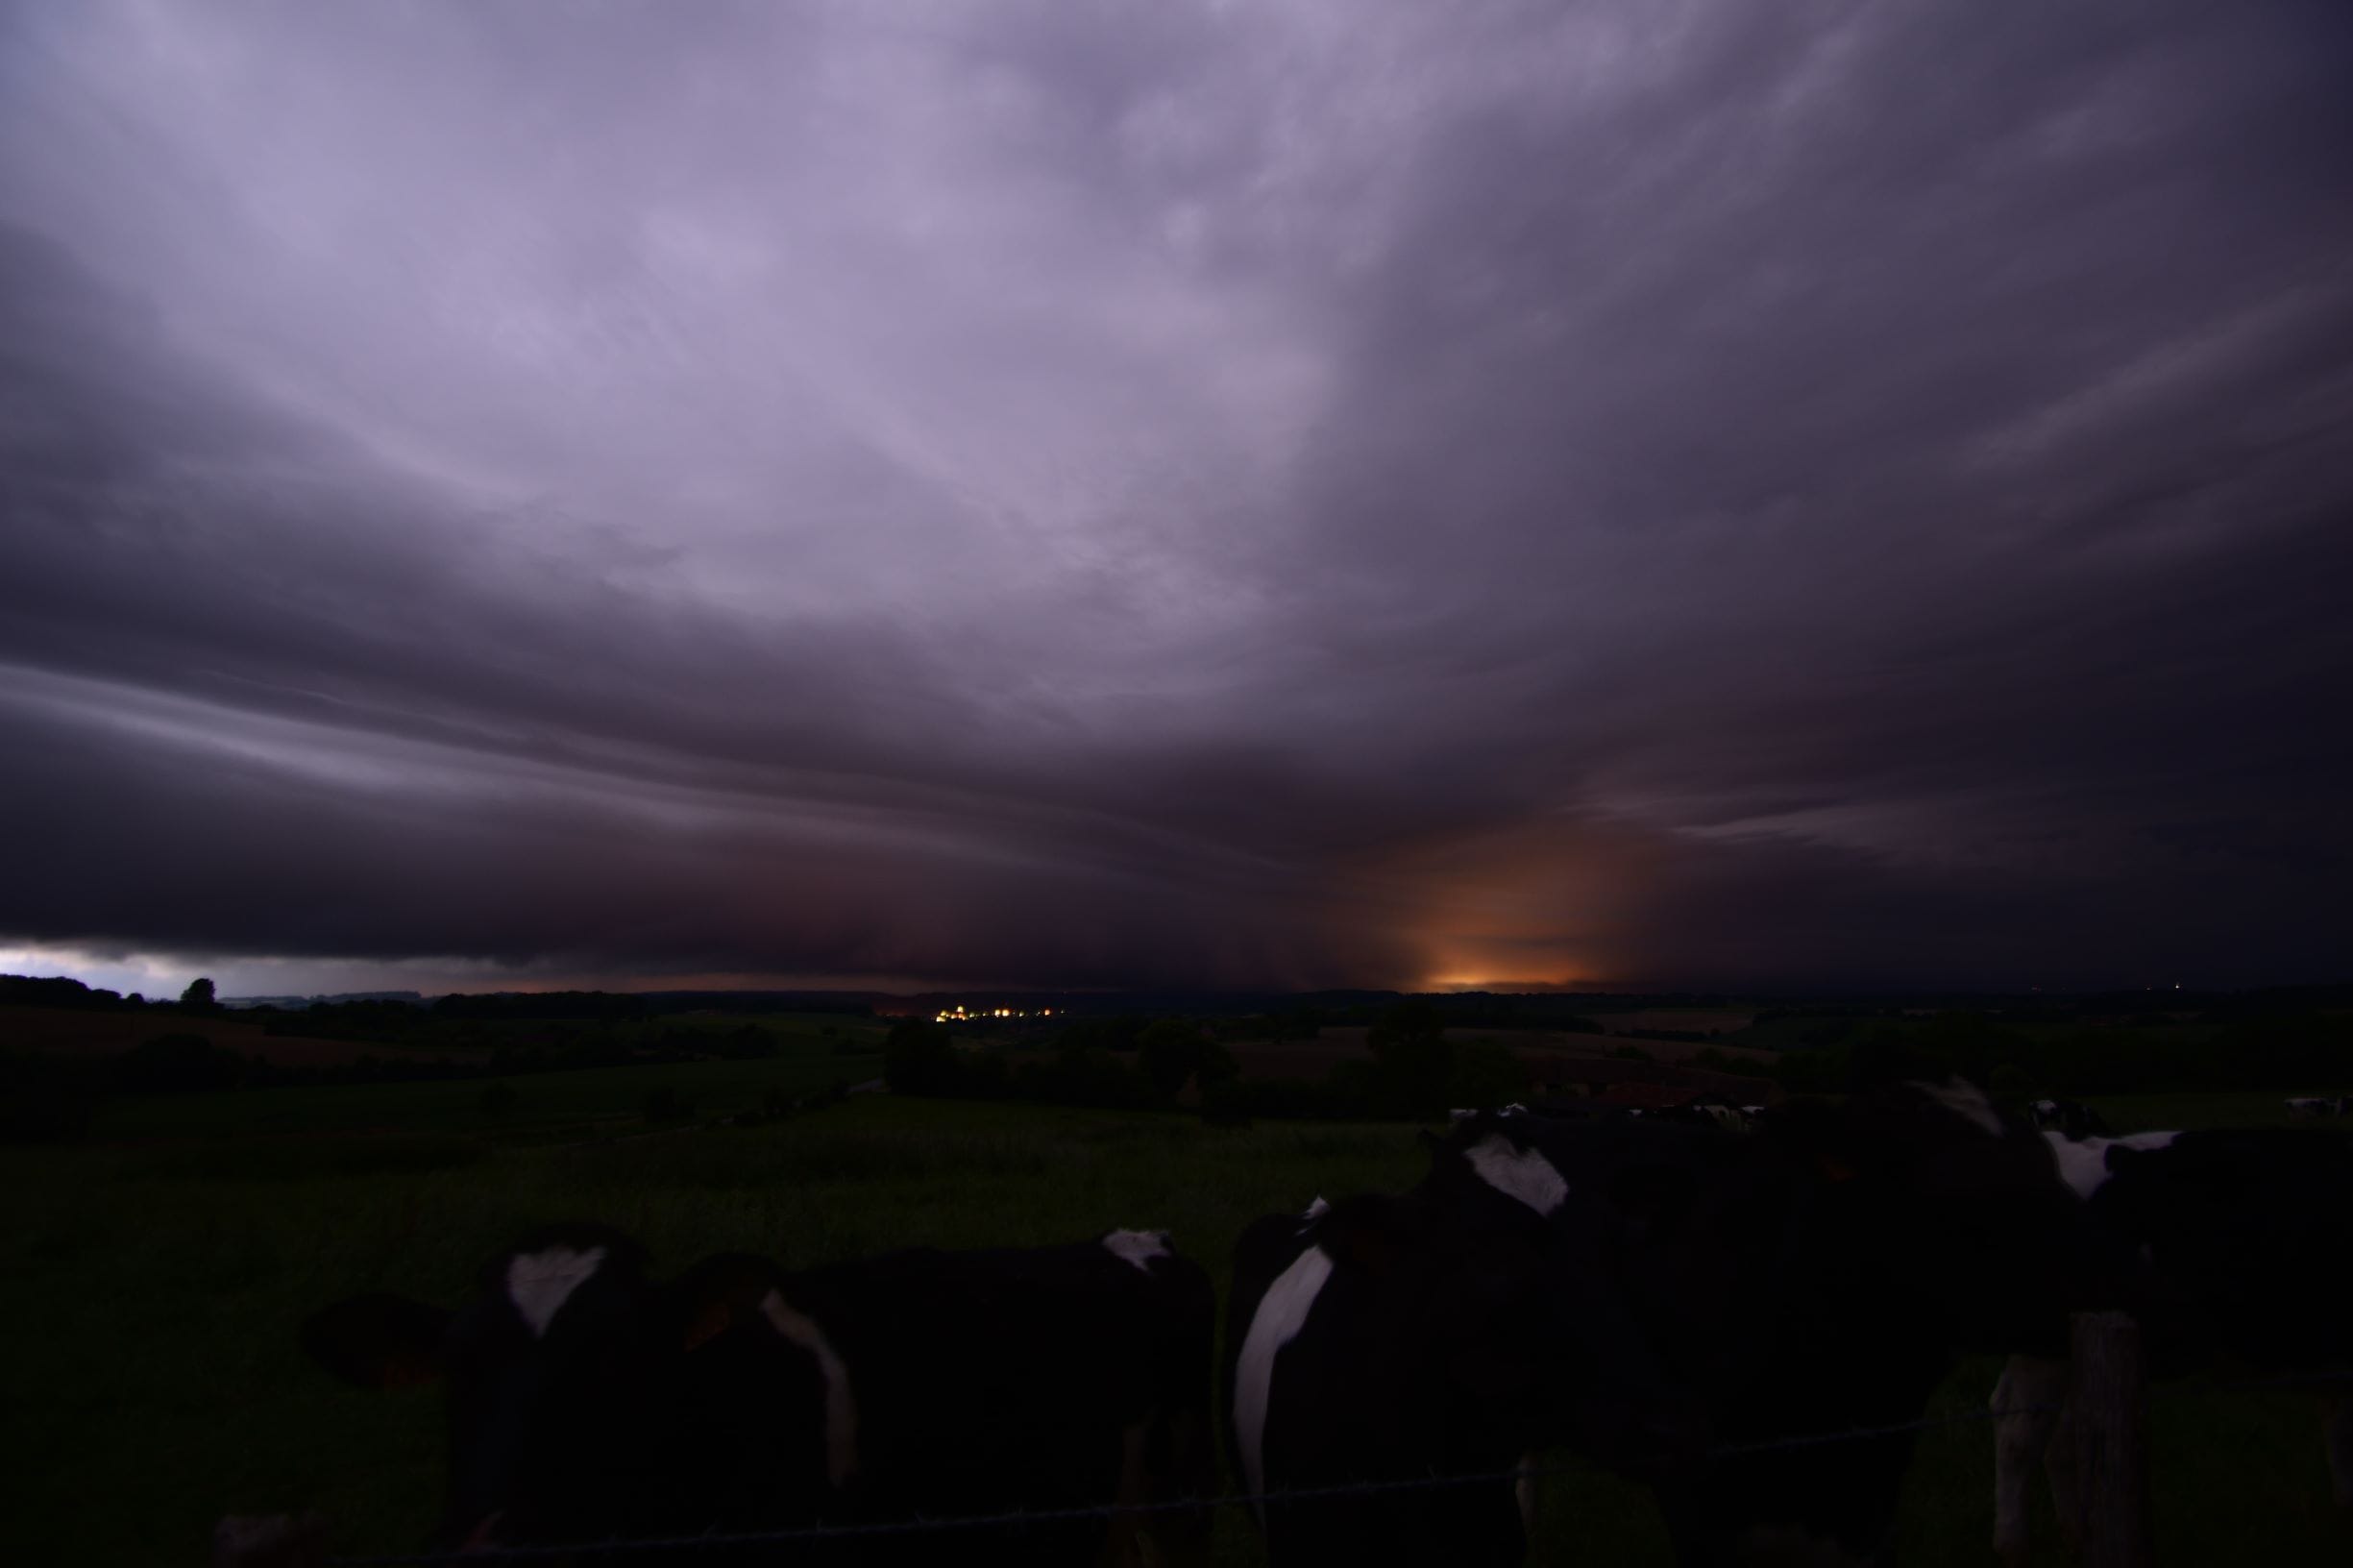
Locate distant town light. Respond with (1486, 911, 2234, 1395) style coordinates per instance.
(931, 1003, 1050, 1024)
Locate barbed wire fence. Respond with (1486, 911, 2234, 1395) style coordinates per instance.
(225, 1352, 2353, 1567)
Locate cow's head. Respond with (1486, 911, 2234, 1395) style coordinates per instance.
(1420, 1112, 1710, 1478)
(1762, 1078, 2140, 1356)
(305, 1231, 860, 1549)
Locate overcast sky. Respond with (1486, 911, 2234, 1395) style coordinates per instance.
(3, 1, 2348, 998)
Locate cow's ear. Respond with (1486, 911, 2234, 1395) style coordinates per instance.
(301, 1293, 450, 1390)
(665, 1252, 781, 1352)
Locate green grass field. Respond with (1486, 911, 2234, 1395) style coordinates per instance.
(2, 1079, 2346, 1564)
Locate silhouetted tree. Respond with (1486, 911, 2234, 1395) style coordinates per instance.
(1138, 1018, 1207, 1098)
(1367, 1000, 1451, 1117)
(179, 977, 218, 1011)
(1198, 1038, 1239, 1087)
(883, 1018, 959, 1096)
(1446, 1039, 1529, 1109)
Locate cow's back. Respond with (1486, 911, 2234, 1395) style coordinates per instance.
(1226, 1197, 1553, 1567)
(798, 1237, 1213, 1560)
(2093, 1128, 2353, 1369)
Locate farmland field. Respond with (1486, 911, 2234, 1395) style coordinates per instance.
(1224, 1025, 1778, 1083)
(1, 1076, 2347, 1564)
(0, 1003, 447, 1068)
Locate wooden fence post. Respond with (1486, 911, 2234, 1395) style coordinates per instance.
(2070, 1311, 2155, 1568)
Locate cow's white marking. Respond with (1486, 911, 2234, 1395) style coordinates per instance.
(504, 1246, 607, 1338)
(1102, 1229, 1170, 1274)
(1234, 1244, 1336, 1515)
(1465, 1135, 1569, 1215)
(1910, 1077, 2005, 1137)
(1299, 1195, 1330, 1225)
(761, 1291, 859, 1485)
(2043, 1130, 2179, 1200)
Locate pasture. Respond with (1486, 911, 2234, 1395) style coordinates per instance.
(3, 1069, 2349, 1564)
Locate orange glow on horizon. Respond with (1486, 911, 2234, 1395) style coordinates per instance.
(1424, 972, 1597, 992)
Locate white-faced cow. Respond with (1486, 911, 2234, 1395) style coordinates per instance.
(1225, 1137, 1703, 1566)
(304, 1223, 1214, 1564)
(1990, 1125, 2353, 1562)
(1439, 1082, 2138, 1565)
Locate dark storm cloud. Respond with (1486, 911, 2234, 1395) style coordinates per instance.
(1, 1, 2347, 993)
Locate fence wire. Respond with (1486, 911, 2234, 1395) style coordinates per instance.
(306, 1366, 2353, 1563)
(316, 1401, 2051, 1563)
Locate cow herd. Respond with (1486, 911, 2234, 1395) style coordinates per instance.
(257, 1078, 2353, 1565)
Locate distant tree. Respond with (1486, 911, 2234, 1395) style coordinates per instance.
(179, 977, 218, 1011)
(1139, 1018, 1207, 1098)
(1197, 1039, 1239, 1087)
(1446, 1039, 1529, 1109)
(883, 1018, 959, 1096)
(1367, 1000, 1451, 1117)
(715, 1024, 778, 1061)
(1027, 1044, 1154, 1110)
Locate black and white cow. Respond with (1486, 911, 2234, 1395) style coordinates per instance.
(1438, 1081, 2139, 1565)
(677, 1229, 1217, 1565)
(2286, 1095, 2352, 1118)
(1225, 1139, 1703, 1566)
(2026, 1097, 2115, 1139)
(1990, 1124, 2353, 1561)
(303, 1224, 716, 1553)
(304, 1223, 1215, 1563)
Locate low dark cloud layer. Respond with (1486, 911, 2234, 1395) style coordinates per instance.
(3, 2, 2348, 995)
